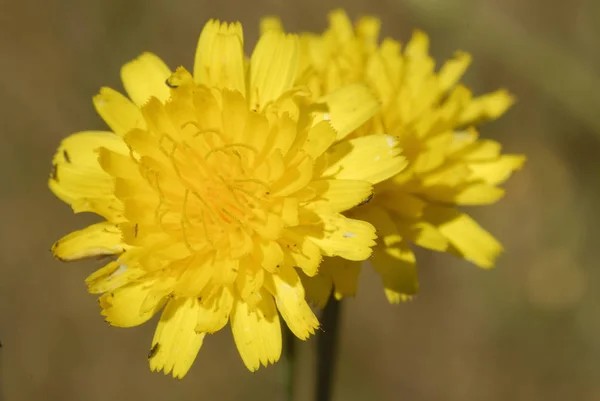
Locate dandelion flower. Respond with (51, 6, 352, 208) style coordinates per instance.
(49, 20, 405, 377)
(261, 10, 525, 305)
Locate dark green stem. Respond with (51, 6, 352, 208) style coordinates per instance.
(315, 298, 342, 401)
(282, 325, 296, 401)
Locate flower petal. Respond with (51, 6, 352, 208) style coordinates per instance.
(97, 147, 139, 179)
(298, 269, 332, 309)
(459, 89, 515, 125)
(249, 31, 299, 111)
(420, 181, 505, 206)
(313, 83, 380, 140)
(271, 153, 314, 196)
(86, 259, 146, 294)
(325, 257, 362, 300)
(424, 205, 502, 268)
(300, 213, 377, 261)
(303, 121, 337, 159)
(93, 87, 146, 136)
(99, 279, 167, 327)
(280, 229, 323, 277)
(378, 191, 427, 219)
(149, 297, 205, 379)
(437, 51, 472, 93)
(173, 254, 214, 297)
(231, 294, 282, 371)
(323, 134, 405, 185)
(469, 155, 526, 185)
(193, 20, 245, 94)
(236, 261, 265, 305)
(371, 243, 418, 303)
(304, 179, 372, 214)
(396, 220, 448, 251)
(363, 207, 419, 303)
(120, 52, 171, 106)
(257, 239, 284, 273)
(52, 222, 126, 262)
(49, 131, 128, 205)
(195, 286, 234, 333)
(259, 16, 283, 34)
(268, 265, 319, 340)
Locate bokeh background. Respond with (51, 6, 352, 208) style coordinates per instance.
(2, 0, 600, 400)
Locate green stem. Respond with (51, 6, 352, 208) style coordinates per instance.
(282, 325, 296, 401)
(315, 298, 342, 401)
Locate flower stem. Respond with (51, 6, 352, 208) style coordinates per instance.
(282, 325, 296, 401)
(315, 298, 342, 401)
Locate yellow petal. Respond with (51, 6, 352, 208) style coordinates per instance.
(303, 121, 337, 159)
(49, 131, 128, 205)
(173, 254, 214, 297)
(469, 155, 526, 185)
(301, 213, 377, 261)
(99, 279, 167, 327)
(257, 239, 284, 273)
(378, 191, 427, 219)
(405, 30, 430, 58)
(93, 87, 146, 136)
(450, 183, 505, 205)
(328, 9, 354, 42)
(323, 134, 405, 185)
(411, 133, 453, 174)
(420, 181, 505, 206)
(459, 89, 515, 125)
(52, 222, 126, 262)
(272, 153, 314, 196)
(298, 269, 332, 309)
(195, 286, 234, 333)
(371, 243, 418, 303)
(453, 139, 501, 161)
(304, 179, 372, 214)
(97, 147, 138, 179)
(260, 16, 283, 34)
(396, 220, 448, 252)
(249, 31, 299, 111)
(231, 294, 282, 371)
(424, 205, 502, 268)
(267, 114, 296, 157)
(360, 206, 418, 302)
(211, 257, 240, 285)
(120, 52, 171, 106)
(437, 51, 472, 93)
(140, 277, 177, 316)
(228, 229, 254, 259)
(420, 163, 471, 188)
(365, 52, 395, 105)
(313, 83, 380, 140)
(268, 265, 319, 340)
(236, 261, 265, 304)
(70, 197, 125, 222)
(193, 20, 245, 94)
(325, 257, 362, 300)
(356, 16, 381, 48)
(149, 297, 205, 379)
(280, 229, 323, 277)
(86, 259, 146, 294)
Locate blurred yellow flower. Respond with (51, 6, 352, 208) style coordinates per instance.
(49, 20, 405, 377)
(261, 10, 525, 305)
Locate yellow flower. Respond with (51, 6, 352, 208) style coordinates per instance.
(261, 11, 525, 305)
(49, 20, 405, 377)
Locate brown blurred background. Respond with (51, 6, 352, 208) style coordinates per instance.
(1, 0, 600, 400)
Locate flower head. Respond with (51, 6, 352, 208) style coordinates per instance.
(261, 10, 525, 305)
(49, 20, 404, 377)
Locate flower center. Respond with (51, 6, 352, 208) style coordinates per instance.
(155, 128, 270, 251)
